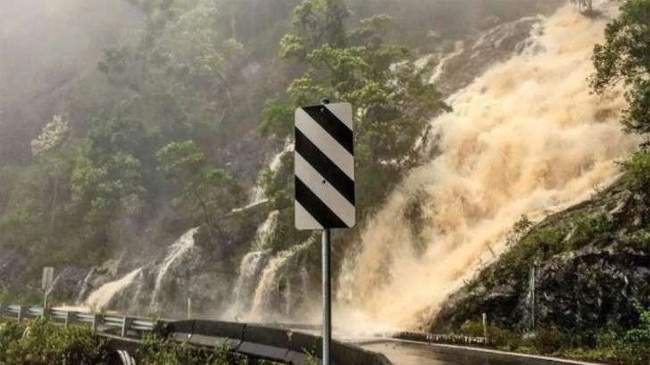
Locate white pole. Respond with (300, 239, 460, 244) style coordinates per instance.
(531, 265, 536, 331)
(482, 312, 488, 341)
(43, 290, 48, 312)
(322, 229, 332, 365)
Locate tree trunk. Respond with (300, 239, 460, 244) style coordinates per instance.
(48, 176, 59, 246)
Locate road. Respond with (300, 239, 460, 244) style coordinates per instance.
(359, 340, 517, 365)
(356, 339, 601, 365)
(288, 327, 589, 365)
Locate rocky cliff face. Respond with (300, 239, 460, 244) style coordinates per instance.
(431, 176, 650, 334)
(71, 201, 269, 316)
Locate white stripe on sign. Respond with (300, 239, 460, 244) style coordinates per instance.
(295, 102, 355, 230)
(324, 103, 353, 129)
(295, 154, 355, 227)
(295, 201, 323, 229)
(295, 108, 354, 179)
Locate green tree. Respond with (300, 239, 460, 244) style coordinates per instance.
(69, 149, 145, 262)
(99, 0, 247, 143)
(157, 140, 244, 237)
(261, 0, 448, 214)
(30, 115, 73, 249)
(592, 0, 650, 135)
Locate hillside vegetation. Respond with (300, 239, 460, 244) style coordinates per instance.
(0, 0, 559, 300)
(0, 318, 271, 365)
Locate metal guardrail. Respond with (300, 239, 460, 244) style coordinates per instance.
(389, 330, 488, 346)
(0, 303, 393, 365)
(0, 303, 156, 337)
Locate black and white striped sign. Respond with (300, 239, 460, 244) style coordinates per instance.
(295, 102, 355, 230)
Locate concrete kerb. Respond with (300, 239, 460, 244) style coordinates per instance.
(371, 338, 607, 365)
(427, 343, 607, 365)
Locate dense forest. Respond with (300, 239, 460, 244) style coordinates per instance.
(0, 0, 560, 293)
(1, 0, 649, 364)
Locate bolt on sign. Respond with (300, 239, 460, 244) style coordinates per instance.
(294, 102, 355, 230)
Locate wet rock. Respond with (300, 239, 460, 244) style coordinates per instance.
(432, 177, 650, 334)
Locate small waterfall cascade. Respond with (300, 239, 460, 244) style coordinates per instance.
(251, 141, 294, 203)
(254, 210, 279, 249)
(84, 268, 143, 311)
(75, 267, 97, 304)
(429, 41, 464, 84)
(150, 227, 199, 311)
(225, 210, 279, 319)
(228, 250, 272, 318)
(247, 238, 315, 321)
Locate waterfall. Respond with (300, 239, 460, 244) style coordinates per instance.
(75, 267, 96, 304)
(223, 209, 280, 319)
(227, 250, 271, 318)
(337, 2, 637, 329)
(84, 268, 143, 311)
(150, 227, 199, 311)
(247, 239, 314, 321)
(251, 141, 294, 203)
(429, 41, 464, 84)
(253, 210, 278, 249)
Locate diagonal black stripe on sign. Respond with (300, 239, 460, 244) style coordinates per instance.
(302, 105, 353, 154)
(295, 177, 348, 228)
(295, 128, 355, 205)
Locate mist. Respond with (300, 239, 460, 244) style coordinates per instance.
(0, 0, 140, 159)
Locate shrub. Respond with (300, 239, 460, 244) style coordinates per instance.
(613, 306, 650, 365)
(459, 319, 484, 337)
(532, 327, 567, 354)
(138, 333, 246, 365)
(623, 150, 650, 188)
(0, 318, 109, 365)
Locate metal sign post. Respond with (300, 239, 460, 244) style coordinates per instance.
(41, 267, 54, 310)
(322, 228, 332, 365)
(295, 100, 355, 365)
(530, 265, 536, 331)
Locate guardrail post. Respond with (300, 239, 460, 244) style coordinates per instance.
(42, 306, 51, 318)
(0, 302, 5, 318)
(65, 311, 76, 327)
(17, 306, 28, 321)
(92, 314, 103, 333)
(482, 312, 488, 344)
(122, 316, 132, 338)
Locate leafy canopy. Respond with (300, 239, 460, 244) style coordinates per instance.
(592, 0, 650, 134)
(260, 0, 449, 215)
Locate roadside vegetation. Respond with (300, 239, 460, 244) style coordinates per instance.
(0, 318, 287, 365)
(0, 318, 109, 365)
(457, 305, 650, 365)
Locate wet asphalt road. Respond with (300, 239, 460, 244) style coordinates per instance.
(357, 340, 580, 365)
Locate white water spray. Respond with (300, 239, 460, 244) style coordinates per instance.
(430, 41, 464, 84)
(247, 239, 314, 321)
(338, 3, 637, 329)
(150, 227, 198, 310)
(84, 268, 143, 311)
(251, 141, 294, 203)
(228, 250, 271, 317)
